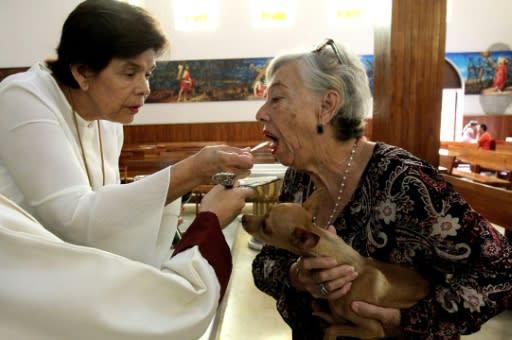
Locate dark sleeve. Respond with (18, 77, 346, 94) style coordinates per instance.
(172, 212, 232, 301)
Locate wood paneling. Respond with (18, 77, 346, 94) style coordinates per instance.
(372, 0, 447, 166)
(124, 120, 376, 145)
(123, 121, 265, 144)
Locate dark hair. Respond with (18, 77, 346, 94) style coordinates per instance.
(47, 0, 169, 88)
(480, 124, 487, 131)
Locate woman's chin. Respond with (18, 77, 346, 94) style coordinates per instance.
(275, 152, 293, 167)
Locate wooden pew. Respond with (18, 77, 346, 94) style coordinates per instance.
(496, 141, 512, 153)
(443, 174, 512, 239)
(121, 158, 176, 182)
(440, 141, 478, 150)
(440, 148, 512, 188)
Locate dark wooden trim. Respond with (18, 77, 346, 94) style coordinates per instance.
(123, 121, 266, 145)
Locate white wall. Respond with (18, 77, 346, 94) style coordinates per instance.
(0, 0, 510, 125)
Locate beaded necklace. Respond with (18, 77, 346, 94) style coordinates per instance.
(323, 139, 358, 228)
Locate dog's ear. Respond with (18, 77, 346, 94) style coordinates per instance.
(303, 188, 325, 214)
(291, 228, 320, 251)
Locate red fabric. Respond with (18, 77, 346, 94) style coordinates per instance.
(478, 132, 492, 150)
(172, 212, 232, 301)
(180, 70, 192, 92)
(492, 61, 509, 91)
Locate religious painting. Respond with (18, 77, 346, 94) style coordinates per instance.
(147, 58, 270, 103)
(446, 50, 512, 95)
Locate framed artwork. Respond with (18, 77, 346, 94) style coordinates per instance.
(147, 57, 269, 103)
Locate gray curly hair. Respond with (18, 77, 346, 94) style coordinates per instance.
(265, 40, 371, 141)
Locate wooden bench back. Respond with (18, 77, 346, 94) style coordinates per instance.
(452, 149, 512, 172)
(496, 142, 512, 153)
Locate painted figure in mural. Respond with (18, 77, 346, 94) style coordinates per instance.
(249, 62, 268, 99)
(481, 56, 510, 95)
(253, 80, 266, 98)
(177, 64, 193, 102)
(491, 57, 509, 91)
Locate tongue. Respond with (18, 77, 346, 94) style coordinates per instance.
(269, 140, 278, 152)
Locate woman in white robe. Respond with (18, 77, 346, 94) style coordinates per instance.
(0, 0, 254, 267)
(0, 1, 255, 337)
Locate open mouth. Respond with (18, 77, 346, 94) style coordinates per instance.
(263, 131, 279, 153)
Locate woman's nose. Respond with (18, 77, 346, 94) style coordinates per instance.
(255, 103, 269, 122)
(137, 77, 151, 98)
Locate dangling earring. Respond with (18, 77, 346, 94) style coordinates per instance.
(316, 113, 324, 134)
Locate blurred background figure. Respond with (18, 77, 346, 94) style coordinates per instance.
(461, 120, 479, 142)
(477, 123, 493, 150)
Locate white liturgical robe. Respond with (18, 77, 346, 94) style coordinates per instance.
(0, 194, 232, 339)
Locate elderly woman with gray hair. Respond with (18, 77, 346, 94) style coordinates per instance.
(251, 39, 512, 339)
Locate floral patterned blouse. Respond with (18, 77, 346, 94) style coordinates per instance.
(252, 143, 512, 340)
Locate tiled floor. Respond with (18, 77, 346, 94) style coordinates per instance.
(181, 204, 512, 340)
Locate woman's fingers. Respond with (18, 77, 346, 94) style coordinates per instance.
(298, 257, 358, 299)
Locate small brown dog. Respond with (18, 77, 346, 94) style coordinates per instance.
(241, 192, 430, 339)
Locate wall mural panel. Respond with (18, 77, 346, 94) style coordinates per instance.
(146, 55, 374, 103)
(0, 51, 509, 104)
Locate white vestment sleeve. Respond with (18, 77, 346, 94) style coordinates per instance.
(0, 195, 220, 340)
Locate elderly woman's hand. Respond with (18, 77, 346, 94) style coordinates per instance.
(199, 184, 255, 229)
(193, 145, 254, 183)
(289, 225, 358, 300)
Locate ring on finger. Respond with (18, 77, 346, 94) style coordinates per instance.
(319, 283, 329, 297)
